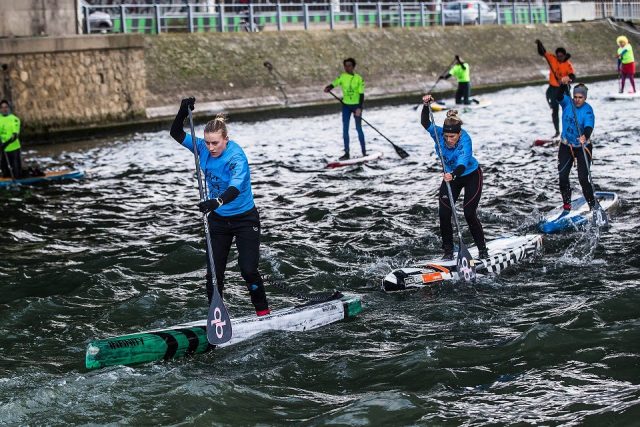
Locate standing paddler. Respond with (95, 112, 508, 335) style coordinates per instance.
(421, 95, 489, 261)
(536, 40, 576, 140)
(554, 79, 596, 214)
(170, 97, 270, 317)
(0, 99, 22, 179)
(441, 55, 474, 105)
(324, 58, 366, 161)
(616, 35, 636, 94)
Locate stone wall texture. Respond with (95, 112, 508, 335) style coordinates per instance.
(0, 0, 77, 37)
(0, 35, 146, 134)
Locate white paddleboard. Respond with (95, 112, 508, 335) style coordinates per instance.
(604, 92, 640, 101)
(382, 234, 543, 292)
(326, 151, 383, 168)
(463, 98, 492, 111)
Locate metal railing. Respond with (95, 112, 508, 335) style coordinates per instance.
(81, 1, 639, 35)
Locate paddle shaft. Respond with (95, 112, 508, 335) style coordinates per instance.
(186, 109, 221, 301)
(263, 61, 290, 107)
(327, 90, 405, 153)
(428, 104, 465, 244)
(414, 59, 457, 110)
(2, 149, 16, 182)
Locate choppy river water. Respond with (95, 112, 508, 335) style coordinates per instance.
(1, 80, 639, 425)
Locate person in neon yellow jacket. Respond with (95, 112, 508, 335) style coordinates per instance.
(0, 99, 21, 178)
(616, 35, 636, 94)
(441, 55, 475, 105)
(324, 58, 366, 160)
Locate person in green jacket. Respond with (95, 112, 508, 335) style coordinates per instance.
(0, 100, 21, 179)
(324, 58, 366, 160)
(617, 35, 636, 94)
(442, 55, 474, 105)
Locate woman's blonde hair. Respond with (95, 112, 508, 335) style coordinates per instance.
(204, 113, 228, 138)
(444, 109, 463, 128)
(617, 35, 629, 45)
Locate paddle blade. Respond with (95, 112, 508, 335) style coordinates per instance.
(206, 288, 232, 345)
(456, 242, 476, 282)
(592, 203, 610, 228)
(393, 144, 410, 159)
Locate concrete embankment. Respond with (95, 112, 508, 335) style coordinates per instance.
(0, 20, 636, 143)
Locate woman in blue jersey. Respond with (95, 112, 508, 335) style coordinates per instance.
(555, 78, 596, 213)
(421, 95, 488, 260)
(170, 98, 270, 317)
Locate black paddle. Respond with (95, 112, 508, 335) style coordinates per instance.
(413, 59, 457, 111)
(2, 150, 17, 185)
(427, 102, 476, 282)
(186, 107, 233, 345)
(327, 90, 409, 159)
(540, 48, 608, 227)
(263, 61, 290, 107)
(565, 85, 609, 227)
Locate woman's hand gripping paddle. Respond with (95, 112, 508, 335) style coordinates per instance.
(187, 107, 233, 345)
(427, 102, 476, 282)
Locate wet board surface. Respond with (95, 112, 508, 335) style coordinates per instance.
(326, 151, 383, 168)
(382, 234, 543, 292)
(86, 295, 363, 369)
(0, 169, 84, 188)
(539, 191, 619, 234)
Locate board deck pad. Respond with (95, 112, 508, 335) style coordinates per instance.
(0, 169, 84, 188)
(326, 151, 383, 168)
(382, 234, 543, 292)
(85, 295, 362, 370)
(538, 191, 618, 234)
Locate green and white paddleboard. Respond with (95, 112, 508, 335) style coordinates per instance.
(85, 295, 362, 370)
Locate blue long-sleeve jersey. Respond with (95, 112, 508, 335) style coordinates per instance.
(182, 134, 255, 216)
(426, 123, 479, 176)
(559, 94, 595, 147)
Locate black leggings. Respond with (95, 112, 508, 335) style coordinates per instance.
(455, 82, 471, 105)
(205, 207, 269, 312)
(1, 149, 21, 178)
(438, 167, 486, 252)
(546, 85, 561, 133)
(558, 143, 595, 208)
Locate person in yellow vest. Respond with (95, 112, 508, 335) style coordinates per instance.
(441, 55, 475, 105)
(0, 100, 21, 179)
(617, 35, 636, 94)
(324, 58, 366, 161)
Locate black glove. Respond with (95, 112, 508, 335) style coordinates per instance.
(535, 39, 546, 56)
(455, 55, 462, 64)
(198, 198, 221, 214)
(180, 97, 195, 112)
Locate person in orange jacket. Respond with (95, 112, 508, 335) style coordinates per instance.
(536, 39, 576, 139)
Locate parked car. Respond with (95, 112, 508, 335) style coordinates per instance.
(443, 1, 497, 25)
(79, 1, 114, 33)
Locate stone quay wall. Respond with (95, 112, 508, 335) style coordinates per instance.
(0, 35, 146, 137)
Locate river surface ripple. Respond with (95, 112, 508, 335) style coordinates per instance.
(0, 80, 639, 425)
